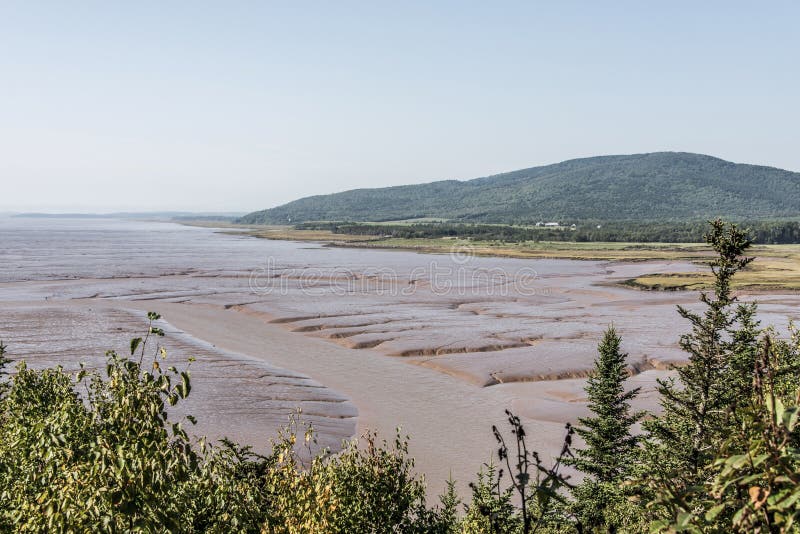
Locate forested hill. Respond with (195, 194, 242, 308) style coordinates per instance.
(240, 152, 800, 224)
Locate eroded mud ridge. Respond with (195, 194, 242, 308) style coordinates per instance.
(239, 268, 799, 385)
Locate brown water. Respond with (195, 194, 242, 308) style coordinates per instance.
(2, 216, 799, 493)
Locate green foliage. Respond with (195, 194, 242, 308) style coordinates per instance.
(649, 335, 800, 533)
(462, 463, 522, 533)
(642, 221, 800, 531)
(645, 221, 755, 490)
(239, 153, 800, 226)
(430, 478, 463, 534)
(261, 421, 432, 533)
(461, 412, 575, 533)
(566, 326, 645, 531)
(569, 327, 642, 482)
(710, 338, 800, 533)
(0, 313, 201, 532)
(570, 480, 649, 534)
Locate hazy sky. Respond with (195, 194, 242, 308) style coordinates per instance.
(2, 1, 798, 212)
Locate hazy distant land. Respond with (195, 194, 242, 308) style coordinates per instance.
(13, 211, 243, 221)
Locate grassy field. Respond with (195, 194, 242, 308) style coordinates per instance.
(179, 221, 800, 292)
(335, 237, 716, 261)
(215, 223, 715, 261)
(622, 246, 800, 291)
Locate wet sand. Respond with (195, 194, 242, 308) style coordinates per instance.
(3, 216, 799, 496)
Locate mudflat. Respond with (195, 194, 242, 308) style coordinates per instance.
(2, 216, 799, 495)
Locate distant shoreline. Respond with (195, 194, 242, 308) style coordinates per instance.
(178, 220, 800, 292)
(12, 211, 243, 220)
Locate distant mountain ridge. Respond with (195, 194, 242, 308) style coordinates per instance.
(240, 152, 800, 224)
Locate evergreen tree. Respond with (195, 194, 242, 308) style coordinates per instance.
(570, 326, 642, 481)
(567, 327, 644, 532)
(723, 302, 762, 416)
(644, 220, 755, 505)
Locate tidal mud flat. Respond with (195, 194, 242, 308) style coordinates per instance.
(2, 216, 799, 493)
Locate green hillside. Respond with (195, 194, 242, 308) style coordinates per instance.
(239, 152, 800, 224)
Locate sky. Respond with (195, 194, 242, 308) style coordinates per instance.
(1, 1, 799, 213)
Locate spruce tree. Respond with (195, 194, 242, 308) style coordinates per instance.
(567, 326, 644, 532)
(645, 220, 754, 496)
(570, 326, 642, 481)
(724, 302, 761, 415)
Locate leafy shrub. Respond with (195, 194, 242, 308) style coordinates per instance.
(0, 315, 199, 531)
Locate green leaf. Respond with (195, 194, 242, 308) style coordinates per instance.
(726, 454, 750, 469)
(705, 503, 726, 521)
(773, 397, 786, 421)
(732, 507, 746, 526)
(783, 406, 800, 430)
(180, 371, 191, 398)
(676, 511, 693, 528)
(130, 337, 143, 355)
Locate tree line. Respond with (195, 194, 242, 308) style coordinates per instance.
(297, 220, 800, 244)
